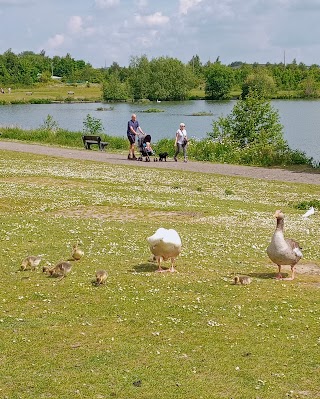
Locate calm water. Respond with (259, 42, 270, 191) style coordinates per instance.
(1, 99, 320, 161)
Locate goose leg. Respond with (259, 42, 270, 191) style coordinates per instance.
(282, 265, 295, 281)
(276, 264, 282, 279)
(169, 257, 176, 273)
(291, 266, 295, 280)
(156, 256, 165, 273)
(57, 274, 66, 281)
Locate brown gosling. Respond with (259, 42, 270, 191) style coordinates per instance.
(234, 276, 252, 285)
(71, 243, 84, 261)
(21, 255, 42, 271)
(43, 261, 72, 281)
(95, 270, 108, 285)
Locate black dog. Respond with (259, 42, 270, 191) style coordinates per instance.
(158, 152, 168, 162)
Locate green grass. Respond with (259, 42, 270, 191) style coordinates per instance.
(140, 108, 165, 113)
(0, 83, 102, 104)
(0, 150, 320, 398)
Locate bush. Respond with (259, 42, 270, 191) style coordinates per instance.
(83, 114, 104, 135)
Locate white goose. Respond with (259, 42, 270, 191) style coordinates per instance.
(147, 228, 182, 272)
(267, 210, 302, 280)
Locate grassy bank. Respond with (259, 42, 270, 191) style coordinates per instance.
(0, 150, 320, 398)
(0, 126, 314, 168)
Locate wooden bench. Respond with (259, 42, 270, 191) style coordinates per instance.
(82, 135, 108, 151)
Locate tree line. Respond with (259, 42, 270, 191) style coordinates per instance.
(1, 49, 320, 100)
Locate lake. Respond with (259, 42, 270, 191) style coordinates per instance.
(1, 99, 320, 162)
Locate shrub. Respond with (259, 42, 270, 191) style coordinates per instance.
(83, 114, 104, 135)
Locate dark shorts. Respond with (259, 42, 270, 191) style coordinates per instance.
(127, 134, 135, 144)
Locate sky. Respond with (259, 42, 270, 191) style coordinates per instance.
(0, 0, 320, 68)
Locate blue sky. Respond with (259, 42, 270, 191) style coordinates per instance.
(0, 0, 319, 68)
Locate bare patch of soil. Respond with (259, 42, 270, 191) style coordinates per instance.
(281, 262, 320, 275)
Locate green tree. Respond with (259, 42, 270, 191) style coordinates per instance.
(205, 63, 234, 99)
(210, 89, 285, 148)
(242, 70, 276, 98)
(102, 74, 129, 101)
(299, 76, 318, 98)
(128, 55, 151, 100)
(148, 57, 194, 101)
(188, 54, 203, 78)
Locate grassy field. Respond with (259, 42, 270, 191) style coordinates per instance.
(0, 150, 320, 398)
(0, 83, 102, 103)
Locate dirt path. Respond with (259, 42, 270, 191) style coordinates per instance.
(1, 140, 320, 185)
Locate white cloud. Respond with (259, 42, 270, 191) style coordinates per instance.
(135, 12, 169, 26)
(179, 0, 203, 15)
(94, 0, 120, 9)
(68, 16, 83, 34)
(67, 16, 96, 37)
(135, 0, 148, 8)
(46, 34, 64, 50)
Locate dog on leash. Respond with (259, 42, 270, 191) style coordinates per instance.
(158, 152, 168, 162)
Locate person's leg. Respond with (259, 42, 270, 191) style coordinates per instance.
(174, 144, 181, 161)
(183, 145, 187, 162)
(131, 142, 137, 159)
(128, 135, 136, 159)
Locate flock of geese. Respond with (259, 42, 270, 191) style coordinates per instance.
(20, 209, 305, 284)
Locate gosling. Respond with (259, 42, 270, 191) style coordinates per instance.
(21, 255, 42, 271)
(43, 261, 72, 281)
(234, 276, 252, 285)
(71, 243, 84, 261)
(95, 270, 108, 286)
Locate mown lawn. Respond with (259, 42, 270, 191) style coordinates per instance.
(0, 150, 319, 399)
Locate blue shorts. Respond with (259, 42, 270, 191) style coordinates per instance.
(127, 134, 135, 144)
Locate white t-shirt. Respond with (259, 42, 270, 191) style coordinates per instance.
(176, 128, 187, 145)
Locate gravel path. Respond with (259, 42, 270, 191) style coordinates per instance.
(1, 140, 320, 185)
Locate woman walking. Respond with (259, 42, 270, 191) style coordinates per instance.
(174, 122, 188, 162)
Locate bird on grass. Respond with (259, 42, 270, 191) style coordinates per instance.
(302, 206, 315, 219)
(94, 270, 108, 285)
(234, 276, 252, 285)
(147, 228, 182, 272)
(267, 210, 303, 280)
(71, 242, 84, 261)
(43, 261, 72, 281)
(20, 255, 42, 271)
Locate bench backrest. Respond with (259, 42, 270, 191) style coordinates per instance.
(82, 135, 101, 143)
